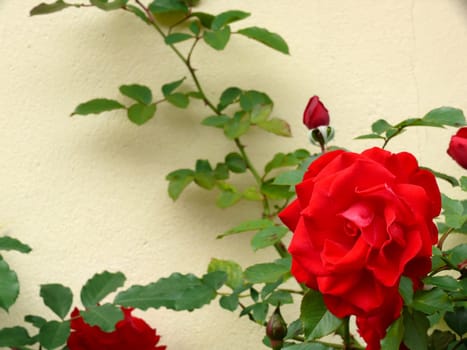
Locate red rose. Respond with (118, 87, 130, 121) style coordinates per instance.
(447, 127, 467, 169)
(67, 307, 167, 350)
(303, 96, 330, 129)
(279, 147, 440, 350)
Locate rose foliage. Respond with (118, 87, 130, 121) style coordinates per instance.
(1, 1, 466, 350)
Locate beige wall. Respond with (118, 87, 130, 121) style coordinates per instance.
(1, 1, 466, 349)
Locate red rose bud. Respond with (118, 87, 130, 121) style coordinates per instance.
(266, 307, 287, 350)
(447, 127, 467, 169)
(303, 96, 330, 129)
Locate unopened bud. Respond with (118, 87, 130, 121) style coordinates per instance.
(308, 126, 335, 148)
(266, 307, 287, 349)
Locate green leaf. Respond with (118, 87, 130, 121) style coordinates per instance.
(218, 87, 242, 111)
(208, 258, 243, 289)
(202, 270, 227, 290)
(237, 26, 289, 54)
(257, 118, 291, 136)
(461, 176, 467, 191)
(423, 107, 466, 127)
(261, 181, 294, 200)
(80, 304, 124, 332)
(381, 317, 404, 350)
(300, 290, 342, 340)
(422, 167, 459, 187)
(423, 276, 460, 292)
(372, 119, 393, 134)
(30, 0, 72, 16)
(428, 330, 456, 350)
(399, 276, 414, 305)
(24, 315, 47, 329)
(190, 12, 215, 28)
(80, 271, 126, 308)
(166, 93, 189, 108)
(412, 288, 452, 314)
(217, 188, 242, 208)
(194, 159, 216, 189)
(0, 327, 35, 347)
(114, 272, 222, 311)
(354, 133, 385, 140)
(244, 262, 290, 284)
(0, 259, 19, 312)
(0, 236, 31, 253)
(149, 0, 189, 14)
(273, 170, 305, 186)
(265, 151, 309, 174)
(239, 90, 272, 111)
(127, 103, 157, 125)
(166, 169, 194, 200)
(39, 321, 70, 350)
(251, 104, 273, 123)
(211, 10, 250, 30)
(283, 344, 332, 350)
(445, 244, 467, 266)
(90, 0, 128, 11)
(223, 111, 250, 139)
(217, 219, 274, 239)
(213, 163, 229, 180)
(165, 32, 194, 45)
(251, 226, 288, 251)
(242, 186, 263, 201)
(71, 98, 124, 116)
(219, 294, 239, 311)
(201, 115, 230, 128)
(40, 284, 73, 319)
(203, 26, 231, 50)
(188, 21, 200, 35)
(161, 77, 185, 96)
(266, 290, 293, 306)
(119, 84, 152, 105)
(402, 309, 429, 350)
(444, 306, 467, 336)
(225, 152, 247, 173)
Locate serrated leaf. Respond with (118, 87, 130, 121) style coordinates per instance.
(261, 181, 294, 200)
(162, 77, 186, 96)
(461, 176, 467, 191)
(300, 290, 342, 340)
(266, 290, 293, 306)
(127, 103, 157, 125)
(0, 327, 35, 347)
(39, 321, 70, 350)
(30, 0, 72, 16)
(225, 152, 247, 173)
(354, 133, 385, 140)
(265, 151, 308, 174)
(90, 0, 128, 11)
(211, 10, 250, 30)
(208, 258, 243, 289)
(190, 12, 214, 28)
(201, 270, 227, 290)
(203, 26, 231, 50)
(149, 0, 188, 14)
(244, 262, 290, 284)
(194, 159, 216, 189)
(239, 90, 272, 111)
(218, 87, 242, 111)
(423, 276, 460, 292)
(251, 226, 288, 251)
(80, 271, 126, 308)
(213, 163, 229, 180)
(166, 93, 189, 108)
(423, 107, 466, 127)
(165, 32, 193, 45)
(219, 294, 238, 311)
(114, 272, 222, 311)
(24, 315, 47, 329)
(188, 21, 200, 35)
(243, 186, 263, 201)
(412, 288, 452, 314)
(0, 236, 31, 253)
(399, 276, 413, 305)
(80, 304, 124, 332)
(273, 170, 305, 186)
(223, 112, 250, 139)
(217, 188, 242, 208)
(237, 26, 289, 54)
(0, 259, 19, 312)
(201, 115, 230, 128)
(444, 306, 467, 336)
(71, 98, 124, 116)
(402, 309, 429, 350)
(251, 104, 273, 123)
(445, 244, 467, 266)
(217, 219, 274, 239)
(119, 84, 152, 105)
(166, 169, 194, 200)
(372, 119, 393, 134)
(381, 317, 404, 350)
(40, 284, 73, 319)
(257, 118, 291, 136)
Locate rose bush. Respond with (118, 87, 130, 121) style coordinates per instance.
(447, 127, 467, 169)
(67, 307, 166, 350)
(279, 147, 441, 349)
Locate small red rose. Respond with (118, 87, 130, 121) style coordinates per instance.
(67, 307, 166, 350)
(447, 127, 467, 169)
(303, 96, 330, 129)
(280, 147, 440, 350)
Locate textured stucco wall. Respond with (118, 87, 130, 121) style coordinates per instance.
(1, 1, 466, 349)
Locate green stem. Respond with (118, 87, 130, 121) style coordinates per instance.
(343, 316, 351, 350)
